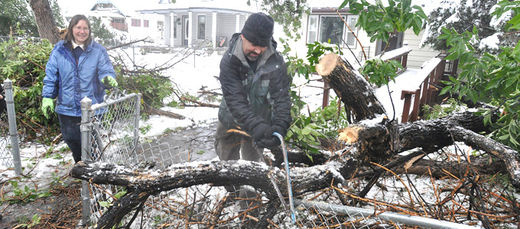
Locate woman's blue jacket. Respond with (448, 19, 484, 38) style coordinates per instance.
(42, 40, 116, 117)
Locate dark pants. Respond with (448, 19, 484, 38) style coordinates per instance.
(58, 114, 82, 163)
(214, 122, 264, 214)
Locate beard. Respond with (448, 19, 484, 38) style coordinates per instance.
(245, 51, 260, 61)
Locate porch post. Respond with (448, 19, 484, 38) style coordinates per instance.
(212, 12, 217, 48)
(188, 11, 193, 47)
(235, 14, 240, 33)
(170, 12, 175, 47)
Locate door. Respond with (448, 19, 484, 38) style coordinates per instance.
(183, 16, 189, 46)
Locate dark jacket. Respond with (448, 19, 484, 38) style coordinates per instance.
(218, 33, 292, 136)
(0, 83, 5, 115)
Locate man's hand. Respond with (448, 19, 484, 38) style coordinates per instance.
(41, 98, 54, 118)
(251, 123, 272, 141)
(256, 136, 281, 148)
(103, 76, 118, 88)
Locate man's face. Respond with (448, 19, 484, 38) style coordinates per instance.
(241, 34, 267, 61)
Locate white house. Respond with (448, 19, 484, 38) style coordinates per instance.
(138, 0, 260, 48)
(286, 0, 440, 69)
(61, 0, 165, 46)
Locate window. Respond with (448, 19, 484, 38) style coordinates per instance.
(131, 19, 141, 27)
(173, 17, 177, 38)
(319, 16, 344, 45)
(112, 18, 125, 24)
(307, 15, 318, 43)
(344, 15, 358, 47)
(198, 15, 206, 39)
(143, 20, 149, 28)
(157, 21, 164, 37)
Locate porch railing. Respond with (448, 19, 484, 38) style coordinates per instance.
(400, 54, 447, 123)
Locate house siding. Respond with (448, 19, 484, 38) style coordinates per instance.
(216, 14, 243, 46)
(403, 29, 439, 69)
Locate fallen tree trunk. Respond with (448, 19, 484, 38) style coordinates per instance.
(357, 156, 507, 178)
(71, 158, 356, 228)
(339, 111, 520, 188)
(316, 53, 386, 122)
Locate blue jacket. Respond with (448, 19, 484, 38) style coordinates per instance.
(42, 40, 116, 117)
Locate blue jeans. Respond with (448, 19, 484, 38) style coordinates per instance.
(58, 114, 82, 163)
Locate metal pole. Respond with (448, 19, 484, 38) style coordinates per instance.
(295, 200, 478, 229)
(4, 79, 21, 176)
(80, 96, 93, 226)
(273, 132, 296, 223)
(133, 94, 141, 157)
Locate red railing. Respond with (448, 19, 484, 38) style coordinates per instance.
(400, 54, 447, 123)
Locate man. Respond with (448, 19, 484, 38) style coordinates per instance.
(0, 83, 6, 116)
(215, 12, 292, 198)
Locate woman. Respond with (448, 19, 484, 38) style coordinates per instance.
(41, 14, 118, 163)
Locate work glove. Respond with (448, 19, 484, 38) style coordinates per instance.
(102, 76, 118, 88)
(251, 123, 282, 149)
(272, 124, 286, 137)
(41, 98, 54, 119)
(256, 135, 281, 149)
(251, 123, 272, 142)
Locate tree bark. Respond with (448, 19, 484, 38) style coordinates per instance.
(339, 111, 520, 188)
(29, 0, 60, 44)
(315, 53, 386, 122)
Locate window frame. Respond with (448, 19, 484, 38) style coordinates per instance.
(306, 15, 318, 44)
(318, 15, 345, 45)
(131, 18, 141, 27)
(344, 15, 358, 48)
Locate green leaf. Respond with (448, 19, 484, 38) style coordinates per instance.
(439, 86, 452, 95)
(339, 0, 349, 9)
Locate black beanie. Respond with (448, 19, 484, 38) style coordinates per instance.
(241, 12, 274, 47)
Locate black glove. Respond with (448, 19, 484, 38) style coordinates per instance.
(256, 136, 281, 148)
(251, 123, 272, 141)
(272, 125, 285, 137)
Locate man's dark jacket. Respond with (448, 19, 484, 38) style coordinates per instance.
(0, 84, 5, 115)
(218, 33, 292, 136)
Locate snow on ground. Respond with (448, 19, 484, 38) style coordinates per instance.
(1, 44, 443, 184)
(0, 40, 489, 228)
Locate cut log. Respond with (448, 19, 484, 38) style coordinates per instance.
(316, 53, 386, 122)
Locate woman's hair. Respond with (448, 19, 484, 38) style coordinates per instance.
(64, 14, 92, 46)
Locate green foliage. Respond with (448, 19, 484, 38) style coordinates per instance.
(2, 179, 52, 204)
(0, 37, 58, 142)
(306, 41, 343, 74)
(492, 0, 520, 31)
(49, 0, 65, 28)
(360, 58, 402, 87)
(15, 214, 41, 228)
(286, 99, 349, 155)
(340, 0, 426, 87)
(438, 1, 520, 150)
(114, 69, 173, 110)
(424, 0, 518, 53)
(0, 0, 38, 37)
(89, 16, 116, 47)
(422, 98, 465, 120)
(253, 0, 309, 39)
(340, 0, 427, 44)
(0, 0, 64, 37)
(99, 189, 127, 208)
